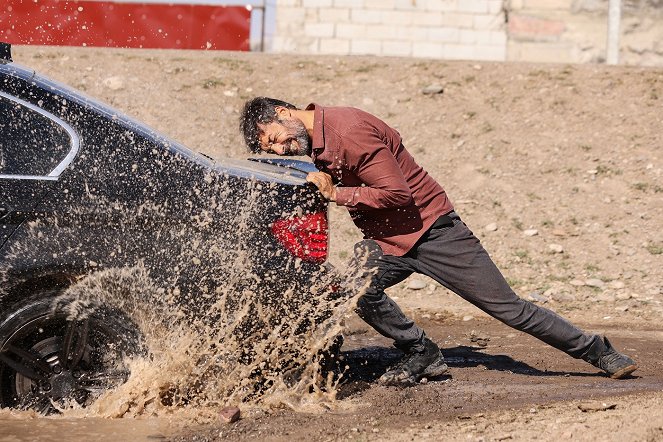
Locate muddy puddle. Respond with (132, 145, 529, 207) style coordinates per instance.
(1, 318, 662, 441)
(0, 414, 169, 442)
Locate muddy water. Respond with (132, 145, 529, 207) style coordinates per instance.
(0, 413, 171, 442)
(0, 182, 369, 425)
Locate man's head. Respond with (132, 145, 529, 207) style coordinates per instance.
(239, 97, 312, 156)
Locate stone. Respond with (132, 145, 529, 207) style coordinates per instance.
(421, 84, 444, 95)
(596, 292, 616, 303)
(609, 280, 626, 290)
(462, 315, 475, 322)
(523, 229, 539, 237)
(552, 229, 567, 236)
(578, 402, 617, 412)
(585, 278, 605, 288)
(548, 243, 564, 253)
(527, 292, 548, 303)
(407, 279, 427, 290)
(470, 330, 490, 347)
(615, 292, 632, 301)
(551, 291, 577, 302)
(484, 222, 498, 232)
(219, 406, 240, 423)
(569, 279, 585, 286)
(102, 76, 125, 91)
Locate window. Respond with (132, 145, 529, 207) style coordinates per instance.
(0, 91, 79, 179)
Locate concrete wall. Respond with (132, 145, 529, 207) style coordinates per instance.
(268, 0, 663, 66)
(271, 0, 507, 61)
(507, 0, 663, 65)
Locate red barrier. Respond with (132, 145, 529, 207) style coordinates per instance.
(0, 0, 250, 50)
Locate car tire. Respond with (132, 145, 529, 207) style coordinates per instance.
(0, 292, 144, 413)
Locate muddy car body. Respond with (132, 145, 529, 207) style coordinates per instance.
(0, 43, 340, 411)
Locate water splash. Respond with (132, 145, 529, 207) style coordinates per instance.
(1, 182, 365, 418)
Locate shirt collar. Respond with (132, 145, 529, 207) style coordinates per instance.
(306, 103, 324, 155)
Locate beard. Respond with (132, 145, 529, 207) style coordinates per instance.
(280, 118, 312, 156)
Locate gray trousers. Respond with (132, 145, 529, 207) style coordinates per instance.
(354, 212, 598, 358)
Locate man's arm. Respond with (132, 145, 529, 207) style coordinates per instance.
(307, 124, 412, 209)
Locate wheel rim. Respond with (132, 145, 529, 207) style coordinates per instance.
(0, 311, 135, 412)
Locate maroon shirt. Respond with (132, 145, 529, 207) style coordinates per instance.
(307, 103, 454, 256)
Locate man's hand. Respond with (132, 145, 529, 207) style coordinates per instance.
(306, 171, 336, 201)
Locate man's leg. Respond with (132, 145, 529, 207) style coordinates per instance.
(351, 239, 423, 350)
(351, 240, 448, 384)
(408, 212, 636, 377)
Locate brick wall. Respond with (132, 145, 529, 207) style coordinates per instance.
(272, 0, 508, 61)
(270, 0, 663, 65)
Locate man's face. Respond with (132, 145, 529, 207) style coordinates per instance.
(257, 117, 311, 156)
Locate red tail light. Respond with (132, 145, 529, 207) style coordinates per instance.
(271, 211, 328, 264)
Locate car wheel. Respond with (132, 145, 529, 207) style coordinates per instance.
(0, 295, 143, 413)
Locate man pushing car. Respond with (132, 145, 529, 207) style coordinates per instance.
(239, 97, 638, 385)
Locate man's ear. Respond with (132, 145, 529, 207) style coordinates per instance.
(274, 106, 291, 118)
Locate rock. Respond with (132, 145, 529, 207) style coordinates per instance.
(585, 278, 605, 288)
(647, 287, 662, 296)
(615, 292, 632, 301)
(527, 292, 548, 303)
(609, 280, 625, 290)
(523, 229, 539, 237)
(569, 279, 585, 286)
(421, 84, 444, 95)
(578, 402, 617, 412)
(596, 292, 616, 302)
(484, 222, 498, 232)
(102, 76, 125, 91)
(470, 330, 490, 347)
(552, 229, 567, 237)
(615, 305, 629, 312)
(462, 315, 475, 322)
(219, 406, 240, 423)
(407, 279, 427, 290)
(548, 243, 564, 253)
(552, 292, 577, 302)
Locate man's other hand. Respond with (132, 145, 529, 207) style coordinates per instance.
(306, 172, 336, 201)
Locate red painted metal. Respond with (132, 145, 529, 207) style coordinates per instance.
(0, 0, 250, 50)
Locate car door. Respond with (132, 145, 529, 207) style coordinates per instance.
(0, 90, 79, 248)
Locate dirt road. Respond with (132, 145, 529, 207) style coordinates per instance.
(168, 317, 663, 442)
(6, 46, 663, 441)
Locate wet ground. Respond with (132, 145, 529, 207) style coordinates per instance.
(1, 317, 661, 441)
(171, 317, 663, 441)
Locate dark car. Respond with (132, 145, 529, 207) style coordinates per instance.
(0, 43, 346, 413)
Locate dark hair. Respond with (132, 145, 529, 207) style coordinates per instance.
(239, 97, 298, 153)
